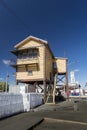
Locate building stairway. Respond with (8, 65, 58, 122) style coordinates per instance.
(46, 94, 53, 103)
(46, 74, 57, 104)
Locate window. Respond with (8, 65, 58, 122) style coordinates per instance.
(22, 52, 28, 59)
(18, 52, 22, 59)
(28, 50, 32, 58)
(18, 48, 38, 59)
(28, 70, 33, 75)
(53, 62, 57, 69)
(18, 50, 28, 59)
(33, 49, 38, 58)
(28, 49, 38, 58)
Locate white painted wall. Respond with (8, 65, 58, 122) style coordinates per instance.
(30, 93, 43, 108)
(0, 93, 24, 119)
(0, 93, 43, 119)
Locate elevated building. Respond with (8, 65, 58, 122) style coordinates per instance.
(11, 36, 68, 103)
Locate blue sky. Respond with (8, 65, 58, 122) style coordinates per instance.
(0, 0, 87, 86)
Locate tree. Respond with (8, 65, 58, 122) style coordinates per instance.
(0, 82, 9, 92)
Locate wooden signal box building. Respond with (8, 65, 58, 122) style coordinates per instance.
(11, 36, 68, 103)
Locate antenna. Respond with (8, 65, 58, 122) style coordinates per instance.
(64, 51, 66, 57)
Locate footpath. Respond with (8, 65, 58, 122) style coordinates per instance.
(0, 100, 87, 130)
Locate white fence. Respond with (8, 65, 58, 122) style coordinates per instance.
(0, 93, 43, 119)
(22, 93, 43, 112)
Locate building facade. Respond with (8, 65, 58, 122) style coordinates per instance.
(11, 36, 68, 102)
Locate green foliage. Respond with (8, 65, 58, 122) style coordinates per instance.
(0, 82, 9, 92)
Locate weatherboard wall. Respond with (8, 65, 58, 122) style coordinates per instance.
(12, 36, 68, 83)
(45, 46, 53, 80)
(16, 40, 46, 81)
(55, 58, 67, 74)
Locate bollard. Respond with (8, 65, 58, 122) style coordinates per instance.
(74, 101, 78, 111)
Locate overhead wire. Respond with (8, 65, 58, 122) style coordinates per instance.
(0, 0, 35, 35)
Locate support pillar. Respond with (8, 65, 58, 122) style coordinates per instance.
(43, 80, 46, 103)
(53, 74, 57, 103)
(16, 80, 18, 85)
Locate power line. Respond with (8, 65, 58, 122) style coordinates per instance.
(68, 60, 79, 66)
(0, 0, 35, 35)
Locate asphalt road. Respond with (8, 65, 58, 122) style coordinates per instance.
(0, 100, 87, 130)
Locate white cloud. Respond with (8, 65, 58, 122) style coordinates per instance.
(0, 78, 3, 81)
(2, 59, 12, 66)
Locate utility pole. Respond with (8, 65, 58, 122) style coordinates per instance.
(6, 73, 9, 92)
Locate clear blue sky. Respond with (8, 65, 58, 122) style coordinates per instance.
(0, 0, 87, 86)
